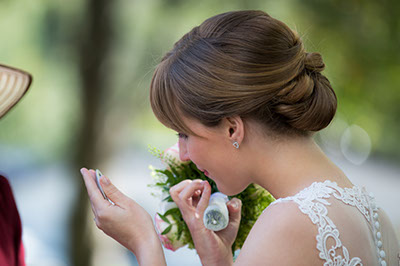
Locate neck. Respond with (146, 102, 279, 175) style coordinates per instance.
(244, 135, 352, 199)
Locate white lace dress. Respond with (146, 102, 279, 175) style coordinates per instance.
(269, 180, 400, 265)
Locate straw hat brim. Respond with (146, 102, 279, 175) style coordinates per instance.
(0, 64, 32, 118)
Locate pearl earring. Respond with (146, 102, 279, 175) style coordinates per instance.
(233, 141, 239, 149)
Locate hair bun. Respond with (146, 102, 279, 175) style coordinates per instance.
(150, 10, 338, 137)
(305, 52, 325, 73)
(274, 73, 337, 132)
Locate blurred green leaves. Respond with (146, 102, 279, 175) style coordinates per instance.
(0, 0, 399, 162)
(297, 0, 400, 159)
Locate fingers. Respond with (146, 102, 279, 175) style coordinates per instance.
(99, 174, 127, 206)
(80, 168, 107, 208)
(169, 179, 195, 205)
(196, 181, 211, 213)
(179, 180, 206, 204)
(227, 198, 242, 223)
(169, 180, 192, 199)
(170, 179, 210, 217)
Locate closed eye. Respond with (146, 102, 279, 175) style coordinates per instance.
(177, 133, 188, 139)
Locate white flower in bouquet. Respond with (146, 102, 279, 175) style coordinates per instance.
(162, 142, 189, 167)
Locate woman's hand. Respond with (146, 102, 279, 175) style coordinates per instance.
(170, 179, 242, 266)
(80, 168, 166, 266)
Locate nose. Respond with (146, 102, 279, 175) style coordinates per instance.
(178, 139, 190, 162)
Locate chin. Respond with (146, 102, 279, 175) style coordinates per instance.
(215, 183, 246, 196)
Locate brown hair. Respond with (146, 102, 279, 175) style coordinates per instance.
(150, 10, 337, 137)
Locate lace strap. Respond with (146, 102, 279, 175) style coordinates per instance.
(267, 181, 364, 265)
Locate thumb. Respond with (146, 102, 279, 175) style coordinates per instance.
(227, 198, 242, 227)
(100, 175, 127, 204)
(216, 198, 242, 245)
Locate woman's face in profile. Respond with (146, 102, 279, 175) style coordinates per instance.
(177, 116, 249, 195)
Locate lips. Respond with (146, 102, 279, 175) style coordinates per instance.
(199, 167, 209, 177)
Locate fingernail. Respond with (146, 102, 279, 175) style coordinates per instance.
(101, 175, 110, 186)
(80, 168, 85, 175)
(229, 200, 239, 209)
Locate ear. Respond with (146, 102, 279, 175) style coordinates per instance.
(225, 116, 244, 146)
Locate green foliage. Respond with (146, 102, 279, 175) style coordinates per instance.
(2, 0, 400, 164)
(230, 184, 275, 252)
(295, 0, 400, 160)
(149, 148, 275, 252)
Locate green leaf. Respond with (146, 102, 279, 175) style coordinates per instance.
(177, 223, 183, 240)
(170, 166, 180, 178)
(164, 207, 179, 216)
(157, 212, 171, 224)
(161, 224, 173, 235)
(162, 195, 172, 202)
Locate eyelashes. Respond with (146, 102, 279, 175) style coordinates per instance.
(177, 133, 188, 139)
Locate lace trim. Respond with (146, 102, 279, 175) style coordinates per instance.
(269, 180, 384, 266)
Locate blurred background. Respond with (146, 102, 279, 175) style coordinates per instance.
(0, 0, 399, 265)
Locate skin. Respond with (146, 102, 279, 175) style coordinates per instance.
(80, 168, 167, 265)
(81, 115, 356, 265)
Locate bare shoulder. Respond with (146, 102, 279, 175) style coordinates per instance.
(235, 201, 320, 265)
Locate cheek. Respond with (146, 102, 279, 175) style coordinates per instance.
(185, 139, 205, 163)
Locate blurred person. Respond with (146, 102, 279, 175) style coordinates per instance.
(0, 64, 32, 266)
(81, 10, 400, 265)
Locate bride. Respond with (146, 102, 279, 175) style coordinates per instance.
(81, 10, 399, 265)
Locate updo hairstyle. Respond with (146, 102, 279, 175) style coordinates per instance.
(150, 10, 337, 137)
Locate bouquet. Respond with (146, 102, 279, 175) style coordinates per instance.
(149, 143, 275, 253)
